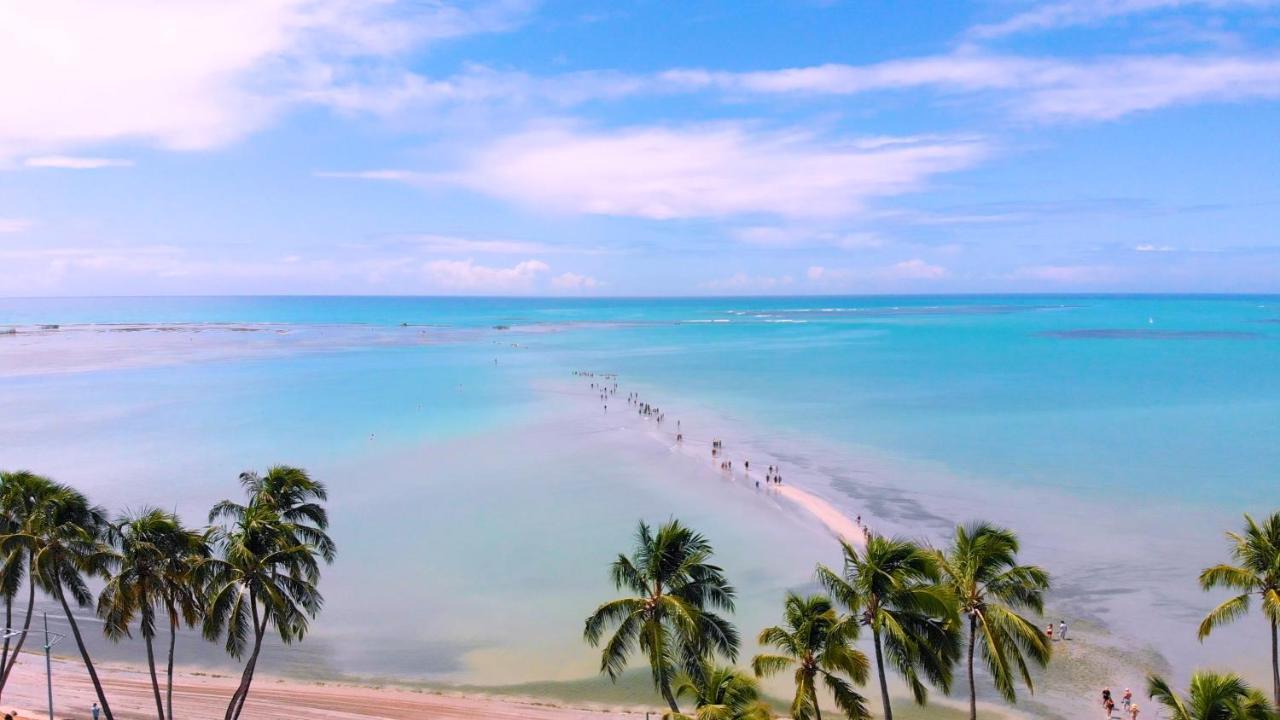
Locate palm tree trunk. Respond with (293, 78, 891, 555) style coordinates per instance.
(873, 627, 893, 720)
(226, 594, 266, 720)
(55, 586, 114, 720)
(1271, 617, 1279, 707)
(968, 614, 978, 720)
(0, 558, 36, 694)
(145, 633, 165, 720)
(660, 680, 680, 714)
(166, 613, 178, 720)
(0, 594, 11, 696)
(811, 683, 823, 720)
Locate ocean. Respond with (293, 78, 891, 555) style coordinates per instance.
(2, 295, 1278, 712)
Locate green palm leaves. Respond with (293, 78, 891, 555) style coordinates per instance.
(935, 522, 1050, 720)
(0, 465, 332, 720)
(1199, 512, 1280, 706)
(98, 508, 208, 720)
(0, 471, 115, 718)
(669, 662, 772, 720)
(1148, 671, 1279, 720)
(752, 593, 869, 720)
(817, 536, 959, 720)
(584, 519, 739, 713)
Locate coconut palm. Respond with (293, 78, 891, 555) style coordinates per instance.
(752, 593, 869, 720)
(158, 525, 210, 720)
(935, 522, 1051, 719)
(817, 537, 959, 720)
(668, 662, 772, 720)
(583, 519, 739, 713)
(0, 470, 45, 700)
(1147, 671, 1278, 720)
(205, 466, 333, 720)
(0, 478, 115, 718)
(214, 467, 335, 563)
(98, 508, 209, 720)
(1199, 512, 1280, 706)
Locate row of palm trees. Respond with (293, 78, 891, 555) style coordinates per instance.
(583, 519, 1050, 720)
(586, 515, 1280, 720)
(0, 465, 333, 720)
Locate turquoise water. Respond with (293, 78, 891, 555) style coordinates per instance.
(2, 295, 1278, 686)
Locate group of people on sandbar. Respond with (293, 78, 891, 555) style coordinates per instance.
(1101, 686, 1138, 719)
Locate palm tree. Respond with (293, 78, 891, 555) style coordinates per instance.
(0, 470, 45, 700)
(1147, 671, 1278, 720)
(1199, 512, 1280, 706)
(583, 519, 739, 714)
(935, 522, 1051, 719)
(752, 593, 869, 720)
(159, 525, 210, 720)
(816, 536, 959, 720)
(669, 662, 772, 720)
(98, 508, 209, 720)
(205, 466, 332, 720)
(0, 479, 116, 719)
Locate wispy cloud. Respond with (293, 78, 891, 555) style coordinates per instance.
(441, 123, 987, 220)
(807, 259, 949, 283)
(969, 0, 1277, 39)
(23, 155, 134, 169)
(732, 226, 887, 250)
(1011, 264, 1122, 282)
(661, 53, 1280, 121)
(0, 218, 33, 233)
(395, 233, 554, 255)
(700, 272, 795, 291)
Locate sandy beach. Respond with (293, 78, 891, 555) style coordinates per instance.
(0, 655, 646, 720)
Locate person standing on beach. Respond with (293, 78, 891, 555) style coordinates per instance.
(1128, 703, 1139, 719)
(93, 704, 101, 720)
(1046, 623, 1053, 641)
(1060, 620, 1068, 640)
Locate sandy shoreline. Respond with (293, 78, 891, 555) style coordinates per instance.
(1, 655, 647, 720)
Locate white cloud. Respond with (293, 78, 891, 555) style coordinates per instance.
(807, 259, 948, 283)
(701, 272, 794, 291)
(1135, 243, 1177, 251)
(0, 218, 32, 233)
(0, 0, 531, 160)
(23, 155, 133, 169)
(550, 271, 600, 290)
(421, 258, 549, 291)
(444, 124, 986, 220)
(969, 0, 1277, 39)
(883, 258, 949, 279)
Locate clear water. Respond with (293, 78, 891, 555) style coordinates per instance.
(2, 295, 1278, 689)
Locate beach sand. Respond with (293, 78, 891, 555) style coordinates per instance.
(0, 655, 646, 720)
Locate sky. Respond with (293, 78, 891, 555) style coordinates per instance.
(1, 0, 1279, 296)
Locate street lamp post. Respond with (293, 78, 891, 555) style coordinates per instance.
(42, 612, 66, 720)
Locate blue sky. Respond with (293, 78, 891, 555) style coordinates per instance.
(1, 0, 1279, 296)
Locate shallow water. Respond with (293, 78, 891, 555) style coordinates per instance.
(2, 296, 1277, 703)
